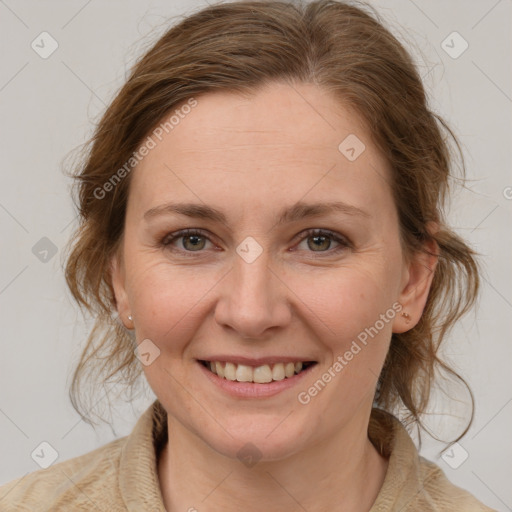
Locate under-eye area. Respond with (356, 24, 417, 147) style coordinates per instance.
(198, 360, 318, 383)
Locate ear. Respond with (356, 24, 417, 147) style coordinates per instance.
(110, 248, 134, 330)
(392, 223, 439, 334)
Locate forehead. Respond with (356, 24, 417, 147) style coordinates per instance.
(159, 82, 372, 154)
(129, 82, 392, 215)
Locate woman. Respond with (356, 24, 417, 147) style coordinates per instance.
(0, 0, 496, 510)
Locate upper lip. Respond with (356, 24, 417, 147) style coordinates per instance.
(198, 355, 317, 366)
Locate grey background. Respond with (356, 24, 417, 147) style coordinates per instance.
(0, 0, 511, 510)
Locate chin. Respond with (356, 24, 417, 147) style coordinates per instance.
(207, 434, 305, 464)
(198, 414, 313, 464)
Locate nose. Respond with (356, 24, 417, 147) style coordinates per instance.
(214, 247, 291, 339)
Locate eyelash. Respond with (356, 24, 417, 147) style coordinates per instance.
(160, 228, 351, 258)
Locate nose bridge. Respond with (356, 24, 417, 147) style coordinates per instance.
(234, 248, 272, 302)
(214, 242, 289, 338)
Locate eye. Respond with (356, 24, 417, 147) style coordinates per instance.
(161, 229, 214, 254)
(161, 228, 350, 258)
(294, 229, 350, 255)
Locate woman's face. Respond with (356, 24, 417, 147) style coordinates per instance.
(111, 81, 435, 460)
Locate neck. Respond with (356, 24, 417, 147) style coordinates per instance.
(158, 410, 389, 512)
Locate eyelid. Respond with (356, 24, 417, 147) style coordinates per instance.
(162, 228, 210, 243)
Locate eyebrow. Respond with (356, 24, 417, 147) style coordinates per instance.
(144, 200, 370, 225)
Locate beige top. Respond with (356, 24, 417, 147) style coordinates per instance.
(0, 400, 495, 511)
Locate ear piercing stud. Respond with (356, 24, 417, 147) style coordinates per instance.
(128, 315, 133, 322)
(401, 312, 411, 324)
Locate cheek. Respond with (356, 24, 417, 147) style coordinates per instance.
(290, 265, 398, 346)
(125, 256, 224, 346)
(292, 272, 395, 415)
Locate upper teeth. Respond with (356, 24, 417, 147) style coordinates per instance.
(207, 361, 304, 383)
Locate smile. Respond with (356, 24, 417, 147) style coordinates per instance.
(199, 360, 316, 384)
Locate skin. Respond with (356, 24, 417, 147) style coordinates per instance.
(110, 81, 438, 512)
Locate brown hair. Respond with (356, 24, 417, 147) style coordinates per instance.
(63, 0, 480, 444)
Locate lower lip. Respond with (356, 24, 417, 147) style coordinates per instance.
(197, 361, 316, 398)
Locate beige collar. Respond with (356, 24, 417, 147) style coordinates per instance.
(118, 400, 424, 512)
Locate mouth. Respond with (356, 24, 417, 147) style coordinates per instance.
(199, 360, 317, 384)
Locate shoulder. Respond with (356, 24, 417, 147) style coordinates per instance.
(411, 455, 496, 511)
(0, 436, 128, 512)
(369, 409, 496, 512)
(0, 400, 167, 512)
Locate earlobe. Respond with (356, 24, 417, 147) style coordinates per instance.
(392, 235, 439, 334)
(109, 251, 133, 330)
